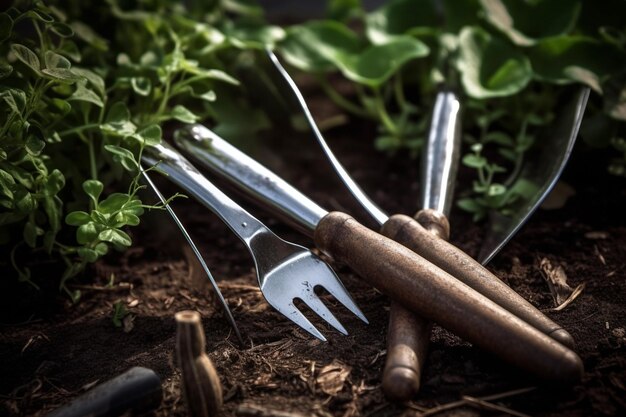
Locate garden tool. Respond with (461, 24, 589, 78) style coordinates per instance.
(477, 87, 590, 264)
(174, 125, 583, 382)
(140, 168, 243, 345)
(45, 367, 162, 417)
(264, 50, 578, 393)
(142, 143, 367, 341)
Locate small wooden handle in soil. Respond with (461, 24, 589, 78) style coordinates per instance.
(381, 214, 575, 349)
(314, 212, 583, 382)
(382, 210, 449, 401)
(175, 311, 223, 417)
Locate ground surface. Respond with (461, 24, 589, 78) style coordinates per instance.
(1, 88, 625, 417)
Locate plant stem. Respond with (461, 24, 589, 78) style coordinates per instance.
(58, 123, 101, 138)
(317, 76, 373, 119)
(373, 87, 398, 136)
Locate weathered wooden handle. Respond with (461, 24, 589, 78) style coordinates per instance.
(314, 212, 582, 382)
(381, 214, 575, 349)
(175, 311, 223, 417)
(382, 304, 432, 400)
(382, 210, 449, 400)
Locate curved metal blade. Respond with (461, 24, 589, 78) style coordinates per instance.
(266, 48, 389, 227)
(478, 88, 590, 265)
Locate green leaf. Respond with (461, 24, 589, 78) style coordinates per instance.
(225, 22, 286, 48)
(456, 27, 532, 98)
(44, 51, 71, 69)
(23, 221, 38, 248)
(51, 98, 72, 115)
(280, 21, 361, 72)
(171, 105, 199, 123)
(24, 136, 45, 156)
(457, 198, 484, 213)
(77, 222, 98, 244)
(57, 40, 82, 62)
(479, 0, 581, 46)
(66, 211, 91, 226)
(133, 124, 161, 146)
(77, 247, 99, 262)
(0, 169, 15, 199)
(83, 180, 103, 204)
(130, 77, 151, 96)
(72, 68, 105, 97)
(43, 195, 61, 232)
(94, 242, 109, 256)
(0, 13, 14, 42)
(100, 102, 136, 136)
(41, 68, 83, 83)
(487, 183, 507, 196)
(327, 0, 362, 21)
(10, 44, 41, 74)
(113, 212, 140, 227)
(0, 62, 13, 79)
(49, 22, 74, 38)
(2, 89, 26, 116)
(528, 36, 625, 85)
(69, 83, 104, 107)
(462, 153, 487, 168)
(104, 145, 138, 171)
(366, 0, 440, 45)
(99, 228, 132, 247)
(485, 131, 514, 146)
(14, 189, 36, 213)
(44, 170, 65, 195)
(98, 193, 129, 214)
(335, 36, 429, 88)
(25, 9, 54, 23)
(70, 21, 108, 51)
(123, 198, 144, 216)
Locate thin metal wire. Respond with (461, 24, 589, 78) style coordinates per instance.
(140, 167, 244, 345)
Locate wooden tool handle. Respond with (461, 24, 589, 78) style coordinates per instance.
(315, 212, 582, 382)
(382, 214, 575, 349)
(382, 303, 432, 400)
(382, 210, 449, 400)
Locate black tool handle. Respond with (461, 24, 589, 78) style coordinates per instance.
(45, 367, 162, 417)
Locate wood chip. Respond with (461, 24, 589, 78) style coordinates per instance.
(538, 258, 585, 311)
(316, 359, 351, 396)
(123, 314, 135, 333)
(585, 231, 609, 240)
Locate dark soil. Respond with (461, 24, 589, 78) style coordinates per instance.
(1, 86, 625, 417)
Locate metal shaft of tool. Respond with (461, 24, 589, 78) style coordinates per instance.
(173, 126, 328, 237)
(140, 167, 243, 345)
(267, 48, 389, 226)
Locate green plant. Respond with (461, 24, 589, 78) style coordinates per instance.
(0, 0, 274, 298)
(273, 0, 626, 217)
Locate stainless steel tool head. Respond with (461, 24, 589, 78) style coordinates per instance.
(478, 88, 590, 264)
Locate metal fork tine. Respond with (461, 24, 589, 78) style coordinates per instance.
(274, 302, 327, 341)
(298, 291, 348, 336)
(317, 276, 369, 325)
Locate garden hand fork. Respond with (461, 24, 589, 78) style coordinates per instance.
(142, 143, 367, 341)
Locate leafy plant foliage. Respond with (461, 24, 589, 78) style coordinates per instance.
(273, 0, 626, 218)
(0, 0, 272, 297)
